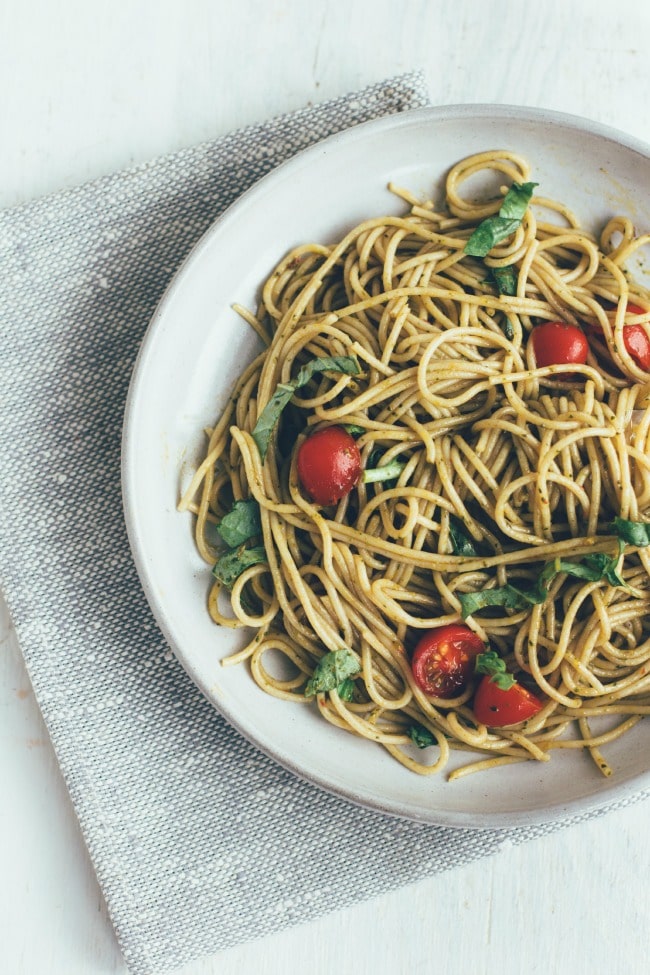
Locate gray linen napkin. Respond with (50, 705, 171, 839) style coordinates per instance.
(0, 73, 648, 974)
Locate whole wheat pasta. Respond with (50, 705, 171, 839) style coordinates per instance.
(180, 150, 650, 780)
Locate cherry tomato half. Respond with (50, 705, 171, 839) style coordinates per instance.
(296, 426, 362, 506)
(411, 624, 485, 699)
(473, 676, 543, 727)
(529, 321, 589, 377)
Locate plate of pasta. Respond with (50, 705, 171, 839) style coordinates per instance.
(123, 105, 650, 827)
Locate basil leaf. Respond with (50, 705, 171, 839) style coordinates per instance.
(489, 265, 518, 296)
(499, 181, 538, 220)
(465, 217, 522, 258)
(212, 544, 267, 588)
(475, 650, 516, 690)
(461, 542, 628, 620)
(459, 583, 545, 619)
(612, 516, 650, 548)
(584, 552, 626, 588)
(336, 677, 356, 702)
(252, 355, 360, 461)
(251, 383, 295, 461)
(293, 355, 361, 388)
(556, 553, 624, 588)
(541, 542, 626, 589)
(276, 403, 307, 457)
(408, 723, 437, 749)
(362, 459, 406, 484)
(448, 515, 478, 557)
(305, 648, 361, 697)
(464, 181, 538, 258)
(342, 423, 365, 436)
(216, 499, 261, 548)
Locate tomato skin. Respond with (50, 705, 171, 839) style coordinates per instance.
(296, 426, 362, 505)
(473, 676, 543, 727)
(529, 321, 589, 375)
(411, 624, 485, 698)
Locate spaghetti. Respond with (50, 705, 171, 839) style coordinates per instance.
(179, 149, 650, 779)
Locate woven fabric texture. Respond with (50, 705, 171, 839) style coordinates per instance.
(0, 74, 647, 974)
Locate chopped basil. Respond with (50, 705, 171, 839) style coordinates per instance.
(464, 181, 538, 258)
(465, 217, 521, 258)
(499, 181, 538, 220)
(212, 544, 267, 588)
(549, 548, 625, 589)
(408, 723, 437, 749)
(362, 459, 406, 484)
(342, 423, 366, 436)
(336, 677, 357, 702)
(216, 499, 261, 548)
(252, 355, 361, 461)
(459, 583, 543, 619)
(293, 355, 360, 388)
(276, 403, 307, 457)
(304, 648, 361, 697)
(588, 552, 626, 588)
(475, 650, 516, 690)
(459, 544, 628, 619)
(612, 516, 650, 548)
(534, 542, 626, 590)
(489, 265, 518, 296)
(448, 515, 479, 557)
(251, 383, 295, 460)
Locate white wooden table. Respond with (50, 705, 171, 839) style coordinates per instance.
(2, 2, 649, 972)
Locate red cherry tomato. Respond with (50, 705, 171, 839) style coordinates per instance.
(473, 676, 543, 727)
(411, 624, 485, 698)
(529, 321, 588, 377)
(296, 426, 361, 505)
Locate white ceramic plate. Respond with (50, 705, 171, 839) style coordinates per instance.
(123, 105, 650, 828)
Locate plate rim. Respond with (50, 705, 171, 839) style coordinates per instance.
(122, 102, 650, 829)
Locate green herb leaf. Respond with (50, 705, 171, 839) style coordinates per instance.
(336, 677, 356, 702)
(475, 650, 516, 690)
(460, 541, 629, 619)
(489, 265, 518, 296)
(558, 552, 624, 587)
(251, 383, 295, 461)
(539, 542, 626, 589)
(612, 516, 650, 548)
(292, 354, 361, 388)
(362, 459, 406, 484)
(464, 181, 538, 258)
(459, 583, 544, 619)
(448, 515, 479, 557)
(304, 648, 361, 697)
(216, 499, 262, 548)
(408, 723, 437, 749)
(499, 181, 538, 220)
(584, 551, 626, 588)
(464, 217, 522, 258)
(212, 545, 267, 588)
(342, 423, 366, 436)
(252, 355, 360, 461)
